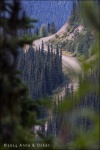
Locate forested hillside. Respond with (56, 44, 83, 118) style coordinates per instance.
(21, 1, 73, 30)
(49, 1, 95, 58)
(17, 42, 64, 99)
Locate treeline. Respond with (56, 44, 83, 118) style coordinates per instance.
(17, 22, 57, 38)
(34, 22, 57, 37)
(17, 41, 64, 99)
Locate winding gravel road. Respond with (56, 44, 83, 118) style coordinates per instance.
(62, 55, 81, 73)
(33, 21, 81, 73)
(33, 23, 81, 134)
(33, 36, 81, 73)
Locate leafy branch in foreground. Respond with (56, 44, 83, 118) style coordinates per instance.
(52, 1, 99, 149)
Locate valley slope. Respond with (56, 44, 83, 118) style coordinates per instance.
(33, 21, 81, 73)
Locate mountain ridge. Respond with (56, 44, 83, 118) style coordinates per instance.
(21, 1, 73, 30)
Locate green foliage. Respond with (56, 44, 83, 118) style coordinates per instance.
(18, 35, 37, 47)
(56, 1, 95, 58)
(18, 43, 64, 99)
(42, 1, 99, 149)
(51, 1, 100, 149)
(50, 22, 56, 34)
(0, 0, 40, 146)
(55, 34, 59, 39)
(80, 1, 99, 32)
(61, 26, 94, 57)
(67, 26, 71, 32)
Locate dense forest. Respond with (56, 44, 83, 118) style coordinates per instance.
(17, 42, 64, 99)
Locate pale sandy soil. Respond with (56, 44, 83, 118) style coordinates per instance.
(33, 22, 81, 73)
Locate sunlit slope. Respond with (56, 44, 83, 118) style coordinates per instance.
(33, 22, 81, 73)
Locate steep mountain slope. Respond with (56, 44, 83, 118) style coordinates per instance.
(21, 1, 73, 30)
(48, 2, 94, 58)
(33, 22, 69, 50)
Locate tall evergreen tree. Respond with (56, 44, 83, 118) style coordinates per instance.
(0, 0, 39, 143)
(47, 23, 51, 33)
(34, 26, 39, 36)
(50, 22, 56, 34)
(40, 24, 47, 37)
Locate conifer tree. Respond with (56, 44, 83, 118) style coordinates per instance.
(47, 23, 51, 33)
(50, 22, 56, 34)
(34, 26, 39, 36)
(0, 0, 39, 143)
